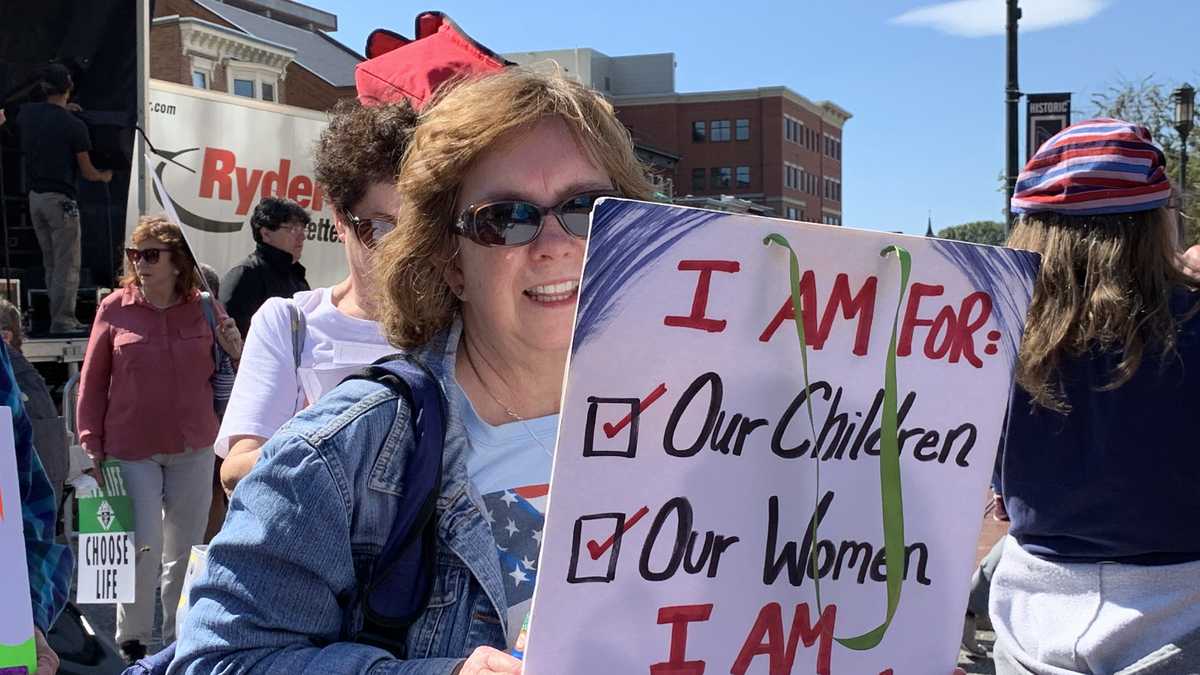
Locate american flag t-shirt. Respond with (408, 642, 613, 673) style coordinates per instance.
(482, 483, 549, 639)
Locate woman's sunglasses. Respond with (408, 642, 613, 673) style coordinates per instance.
(125, 247, 171, 264)
(453, 190, 618, 247)
(341, 210, 396, 248)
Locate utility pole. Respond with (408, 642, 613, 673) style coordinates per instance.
(1004, 0, 1021, 232)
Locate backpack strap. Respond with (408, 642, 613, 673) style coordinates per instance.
(199, 292, 219, 367)
(286, 302, 306, 370)
(340, 355, 446, 656)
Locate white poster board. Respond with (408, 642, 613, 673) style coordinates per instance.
(0, 407, 37, 672)
(524, 200, 1038, 674)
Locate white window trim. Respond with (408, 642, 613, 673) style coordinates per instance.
(167, 16, 293, 99)
(228, 61, 283, 100)
(189, 54, 216, 90)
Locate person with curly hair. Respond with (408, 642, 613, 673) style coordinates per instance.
(173, 67, 654, 675)
(216, 99, 416, 492)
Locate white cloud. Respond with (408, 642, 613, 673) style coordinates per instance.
(891, 0, 1110, 38)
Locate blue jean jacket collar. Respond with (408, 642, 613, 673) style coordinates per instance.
(410, 318, 512, 642)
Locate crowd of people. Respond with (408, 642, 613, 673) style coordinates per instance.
(9, 53, 1200, 675)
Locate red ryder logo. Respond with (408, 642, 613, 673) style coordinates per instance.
(151, 146, 330, 234)
(200, 147, 327, 216)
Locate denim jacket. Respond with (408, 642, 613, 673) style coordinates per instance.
(170, 320, 510, 674)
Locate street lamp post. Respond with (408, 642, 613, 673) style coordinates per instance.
(1172, 83, 1195, 246)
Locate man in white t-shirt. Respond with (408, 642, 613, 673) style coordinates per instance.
(218, 99, 417, 492)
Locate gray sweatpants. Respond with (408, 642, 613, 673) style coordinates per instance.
(990, 535, 1200, 674)
(28, 190, 82, 328)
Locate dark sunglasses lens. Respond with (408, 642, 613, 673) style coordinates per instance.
(369, 219, 395, 246)
(559, 194, 606, 238)
(127, 248, 162, 264)
(473, 202, 541, 246)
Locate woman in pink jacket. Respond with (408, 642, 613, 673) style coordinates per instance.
(76, 216, 240, 663)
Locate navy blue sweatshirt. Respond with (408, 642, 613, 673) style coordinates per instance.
(1002, 288, 1200, 564)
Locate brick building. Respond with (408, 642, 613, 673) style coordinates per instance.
(150, 0, 361, 112)
(506, 49, 851, 224)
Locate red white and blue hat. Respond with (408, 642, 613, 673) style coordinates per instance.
(1011, 118, 1171, 216)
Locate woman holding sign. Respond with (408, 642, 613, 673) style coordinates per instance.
(76, 217, 241, 663)
(172, 69, 653, 674)
(993, 119, 1200, 673)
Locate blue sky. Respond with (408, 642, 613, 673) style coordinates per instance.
(320, 0, 1200, 234)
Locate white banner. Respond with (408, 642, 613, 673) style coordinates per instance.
(142, 80, 346, 287)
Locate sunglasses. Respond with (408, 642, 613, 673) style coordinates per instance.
(453, 190, 617, 247)
(125, 247, 171, 264)
(341, 210, 396, 248)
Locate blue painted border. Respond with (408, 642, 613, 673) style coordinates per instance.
(573, 200, 724, 352)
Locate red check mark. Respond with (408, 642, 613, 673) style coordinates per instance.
(602, 383, 668, 438)
(586, 506, 650, 560)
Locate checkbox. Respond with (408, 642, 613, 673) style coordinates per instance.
(582, 396, 642, 458)
(567, 512, 627, 584)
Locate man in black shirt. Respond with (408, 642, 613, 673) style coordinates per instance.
(220, 197, 311, 336)
(17, 65, 112, 333)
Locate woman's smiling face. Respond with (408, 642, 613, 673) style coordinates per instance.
(447, 117, 613, 355)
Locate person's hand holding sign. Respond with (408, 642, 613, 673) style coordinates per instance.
(454, 646, 522, 675)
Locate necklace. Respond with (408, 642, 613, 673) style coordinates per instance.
(462, 338, 523, 421)
(461, 336, 554, 457)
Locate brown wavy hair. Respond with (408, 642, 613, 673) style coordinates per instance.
(120, 216, 201, 297)
(376, 68, 654, 350)
(313, 98, 417, 214)
(1009, 207, 1200, 411)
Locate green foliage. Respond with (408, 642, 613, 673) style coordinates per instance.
(1092, 77, 1200, 247)
(936, 220, 1007, 246)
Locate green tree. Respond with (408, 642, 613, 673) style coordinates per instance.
(1091, 76, 1200, 247)
(936, 220, 1007, 246)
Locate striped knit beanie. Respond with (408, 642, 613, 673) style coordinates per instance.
(1011, 118, 1171, 216)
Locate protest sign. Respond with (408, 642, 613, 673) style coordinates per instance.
(524, 200, 1039, 674)
(0, 408, 37, 673)
(77, 462, 136, 604)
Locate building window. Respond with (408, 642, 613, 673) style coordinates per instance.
(261, 82, 275, 102)
(712, 167, 732, 189)
(800, 208, 807, 221)
(784, 116, 800, 143)
(691, 168, 706, 191)
(192, 71, 208, 89)
(736, 166, 750, 188)
(784, 163, 796, 189)
(786, 207, 798, 220)
(824, 134, 842, 160)
(824, 177, 842, 202)
(233, 78, 255, 98)
(736, 118, 750, 141)
(692, 121, 706, 142)
(711, 120, 731, 142)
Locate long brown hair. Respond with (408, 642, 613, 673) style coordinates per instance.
(1009, 207, 1200, 411)
(376, 67, 654, 350)
(120, 216, 201, 297)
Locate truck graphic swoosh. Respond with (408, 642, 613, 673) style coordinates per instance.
(151, 148, 244, 234)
